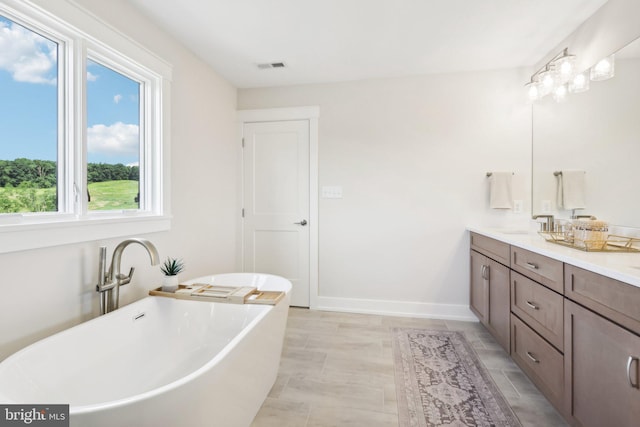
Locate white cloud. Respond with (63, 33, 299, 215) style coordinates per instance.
(87, 71, 98, 82)
(113, 94, 122, 104)
(0, 19, 57, 84)
(87, 122, 139, 157)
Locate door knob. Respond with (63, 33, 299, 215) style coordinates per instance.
(294, 219, 308, 226)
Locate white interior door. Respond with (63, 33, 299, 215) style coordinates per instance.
(242, 120, 310, 307)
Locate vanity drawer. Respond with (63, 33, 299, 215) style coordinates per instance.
(565, 264, 640, 335)
(511, 246, 563, 293)
(470, 232, 510, 266)
(511, 271, 563, 351)
(511, 314, 564, 411)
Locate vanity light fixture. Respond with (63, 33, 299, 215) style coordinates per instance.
(526, 48, 615, 102)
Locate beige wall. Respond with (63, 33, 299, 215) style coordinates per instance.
(0, 0, 238, 360)
(239, 69, 532, 318)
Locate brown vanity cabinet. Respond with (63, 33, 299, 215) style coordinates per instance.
(470, 231, 640, 426)
(564, 300, 640, 427)
(470, 232, 511, 352)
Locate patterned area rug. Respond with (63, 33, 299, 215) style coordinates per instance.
(392, 328, 522, 427)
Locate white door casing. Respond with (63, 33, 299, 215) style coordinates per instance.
(240, 113, 316, 307)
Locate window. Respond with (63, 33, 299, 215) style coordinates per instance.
(0, 15, 59, 213)
(0, 1, 171, 253)
(86, 59, 141, 211)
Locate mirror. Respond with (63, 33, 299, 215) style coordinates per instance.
(532, 37, 640, 227)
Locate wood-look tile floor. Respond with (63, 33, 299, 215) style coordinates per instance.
(251, 308, 567, 427)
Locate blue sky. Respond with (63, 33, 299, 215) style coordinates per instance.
(0, 15, 140, 165)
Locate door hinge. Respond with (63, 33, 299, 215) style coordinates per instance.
(241, 208, 245, 218)
(242, 137, 245, 148)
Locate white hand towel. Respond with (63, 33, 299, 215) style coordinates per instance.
(557, 170, 586, 210)
(489, 172, 513, 209)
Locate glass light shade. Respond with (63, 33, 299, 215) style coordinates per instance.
(555, 54, 576, 83)
(590, 54, 615, 81)
(538, 68, 556, 96)
(569, 71, 590, 93)
(526, 81, 541, 102)
(552, 84, 568, 103)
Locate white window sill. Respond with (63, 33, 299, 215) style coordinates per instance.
(0, 214, 171, 254)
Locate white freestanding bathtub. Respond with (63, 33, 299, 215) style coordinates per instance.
(0, 273, 291, 427)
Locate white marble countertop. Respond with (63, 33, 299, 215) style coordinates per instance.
(467, 226, 640, 288)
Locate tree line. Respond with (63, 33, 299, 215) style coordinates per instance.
(0, 158, 139, 188)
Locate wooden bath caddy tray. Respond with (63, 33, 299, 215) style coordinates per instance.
(149, 283, 284, 305)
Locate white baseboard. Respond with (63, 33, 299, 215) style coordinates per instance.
(313, 296, 478, 322)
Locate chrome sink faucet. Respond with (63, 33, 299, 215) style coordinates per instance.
(533, 214, 554, 231)
(96, 238, 160, 315)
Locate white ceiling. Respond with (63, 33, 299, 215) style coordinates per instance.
(128, 0, 608, 89)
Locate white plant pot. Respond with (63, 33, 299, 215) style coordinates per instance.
(162, 275, 179, 293)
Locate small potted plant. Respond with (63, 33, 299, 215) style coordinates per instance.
(160, 257, 185, 292)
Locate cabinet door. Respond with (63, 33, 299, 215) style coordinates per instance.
(565, 300, 640, 427)
(486, 258, 510, 352)
(470, 250, 487, 323)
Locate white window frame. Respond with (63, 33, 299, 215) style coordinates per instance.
(0, 0, 172, 254)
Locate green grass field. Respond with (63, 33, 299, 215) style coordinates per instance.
(88, 180, 139, 210)
(0, 180, 139, 213)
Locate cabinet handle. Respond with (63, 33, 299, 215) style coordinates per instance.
(481, 265, 489, 280)
(526, 262, 539, 270)
(525, 301, 539, 310)
(526, 351, 540, 363)
(627, 356, 639, 389)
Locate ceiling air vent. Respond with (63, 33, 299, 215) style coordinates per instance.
(257, 62, 286, 69)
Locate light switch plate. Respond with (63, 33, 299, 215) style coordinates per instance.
(513, 200, 523, 213)
(321, 186, 343, 199)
